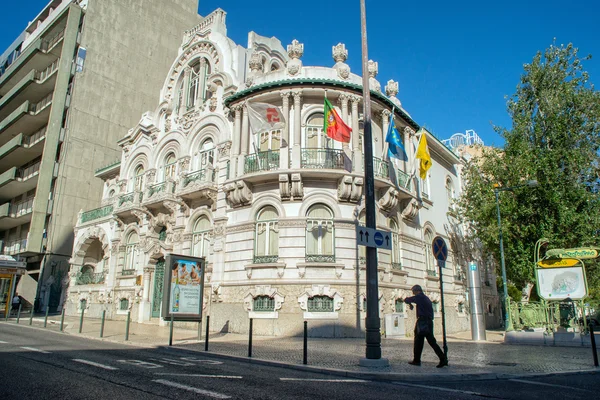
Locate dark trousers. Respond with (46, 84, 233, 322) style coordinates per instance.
(413, 319, 445, 362)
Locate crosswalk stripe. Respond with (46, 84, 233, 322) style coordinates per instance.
(20, 347, 51, 354)
(155, 373, 241, 379)
(73, 359, 119, 370)
(509, 379, 594, 392)
(153, 379, 231, 399)
(280, 378, 367, 383)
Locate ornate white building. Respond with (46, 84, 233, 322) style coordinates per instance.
(66, 9, 498, 336)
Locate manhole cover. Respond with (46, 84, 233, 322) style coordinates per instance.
(487, 362, 517, 367)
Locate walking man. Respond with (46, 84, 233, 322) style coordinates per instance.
(404, 285, 448, 368)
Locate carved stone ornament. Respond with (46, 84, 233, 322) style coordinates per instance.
(217, 141, 232, 158)
(175, 110, 201, 133)
(164, 112, 172, 132)
(223, 180, 253, 208)
(248, 51, 263, 73)
(338, 176, 363, 203)
(297, 285, 343, 312)
(337, 64, 350, 80)
(332, 43, 348, 63)
(378, 187, 399, 213)
(279, 174, 291, 200)
(209, 96, 218, 112)
(427, 291, 441, 304)
(404, 126, 416, 137)
(401, 198, 421, 220)
(290, 173, 303, 200)
(454, 294, 466, 312)
(358, 291, 385, 313)
(286, 40, 303, 77)
(385, 80, 399, 98)
(244, 285, 285, 312)
(145, 169, 157, 185)
(178, 156, 191, 176)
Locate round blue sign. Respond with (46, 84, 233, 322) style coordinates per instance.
(432, 236, 448, 261)
(374, 232, 384, 246)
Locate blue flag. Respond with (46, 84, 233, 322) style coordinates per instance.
(385, 113, 406, 160)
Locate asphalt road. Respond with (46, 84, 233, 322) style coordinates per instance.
(0, 323, 598, 399)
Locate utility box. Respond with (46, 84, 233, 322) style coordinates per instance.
(385, 313, 406, 337)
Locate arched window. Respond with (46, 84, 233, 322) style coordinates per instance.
(197, 138, 215, 170)
(390, 219, 402, 270)
(257, 129, 281, 152)
(446, 177, 456, 211)
(307, 295, 334, 312)
(254, 206, 279, 263)
(306, 204, 334, 262)
(163, 153, 177, 181)
(305, 113, 330, 149)
(108, 189, 115, 199)
(124, 231, 139, 272)
(253, 295, 275, 312)
(132, 165, 145, 192)
(192, 216, 211, 258)
(187, 58, 211, 109)
(424, 228, 436, 276)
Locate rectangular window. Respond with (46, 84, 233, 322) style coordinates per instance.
(120, 298, 129, 311)
(395, 299, 404, 313)
(76, 47, 86, 72)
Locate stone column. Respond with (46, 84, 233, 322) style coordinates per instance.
(231, 105, 242, 178)
(280, 91, 290, 169)
(198, 58, 208, 103)
(350, 95, 362, 172)
(138, 266, 153, 322)
(142, 267, 152, 302)
(183, 66, 192, 110)
(291, 91, 302, 169)
(339, 94, 350, 153)
(381, 109, 391, 160)
(238, 103, 250, 176)
(403, 126, 414, 173)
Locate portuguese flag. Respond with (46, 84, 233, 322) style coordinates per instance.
(324, 98, 352, 143)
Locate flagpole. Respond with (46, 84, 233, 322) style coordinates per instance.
(359, 0, 388, 366)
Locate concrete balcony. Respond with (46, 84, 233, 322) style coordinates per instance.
(177, 169, 217, 202)
(0, 160, 41, 202)
(0, 197, 35, 230)
(0, 59, 59, 121)
(0, 94, 53, 147)
(114, 191, 143, 218)
(0, 127, 46, 172)
(2, 238, 28, 256)
(142, 180, 178, 212)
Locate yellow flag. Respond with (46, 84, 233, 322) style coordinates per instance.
(416, 131, 432, 179)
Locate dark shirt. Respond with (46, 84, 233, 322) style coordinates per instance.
(404, 293, 434, 320)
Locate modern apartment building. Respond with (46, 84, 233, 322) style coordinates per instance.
(0, 0, 200, 311)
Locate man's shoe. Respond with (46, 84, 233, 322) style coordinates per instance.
(436, 358, 448, 368)
(408, 360, 421, 366)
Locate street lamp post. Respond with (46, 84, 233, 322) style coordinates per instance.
(493, 180, 538, 331)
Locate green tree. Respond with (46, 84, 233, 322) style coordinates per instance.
(458, 43, 600, 298)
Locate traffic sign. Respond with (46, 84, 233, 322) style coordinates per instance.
(356, 225, 392, 250)
(537, 258, 582, 268)
(432, 236, 448, 262)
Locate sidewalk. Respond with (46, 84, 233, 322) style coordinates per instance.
(2, 312, 598, 381)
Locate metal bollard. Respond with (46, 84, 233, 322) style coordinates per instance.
(590, 322, 599, 367)
(248, 318, 253, 358)
(4, 308, 9, 322)
(60, 309, 65, 332)
(79, 307, 85, 333)
(303, 321, 308, 365)
(29, 308, 34, 325)
(100, 310, 106, 338)
(204, 315, 210, 351)
(44, 306, 50, 328)
(168, 313, 174, 346)
(125, 311, 131, 341)
(16, 304, 22, 324)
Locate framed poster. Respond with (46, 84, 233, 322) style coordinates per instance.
(161, 254, 205, 321)
(535, 265, 588, 300)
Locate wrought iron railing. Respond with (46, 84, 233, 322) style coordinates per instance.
(183, 169, 214, 187)
(147, 182, 168, 198)
(305, 254, 335, 263)
(253, 255, 278, 264)
(426, 269, 437, 277)
(373, 157, 389, 179)
(244, 150, 280, 174)
(75, 272, 105, 285)
(253, 296, 275, 312)
(80, 205, 113, 223)
(301, 148, 346, 169)
(307, 296, 334, 312)
(121, 269, 136, 276)
(396, 169, 411, 189)
(391, 262, 403, 271)
(118, 192, 135, 207)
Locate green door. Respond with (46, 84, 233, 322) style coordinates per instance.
(151, 258, 165, 318)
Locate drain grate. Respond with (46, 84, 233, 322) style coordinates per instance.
(487, 362, 517, 367)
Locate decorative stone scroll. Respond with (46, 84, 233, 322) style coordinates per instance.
(279, 174, 290, 200)
(378, 187, 400, 213)
(223, 180, 253, 208)
(337, 176, 363, 203)
(401, 198, 421, 220)
(290, 173, 303, 200)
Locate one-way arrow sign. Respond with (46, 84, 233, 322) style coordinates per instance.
(356, 225, 392, 250)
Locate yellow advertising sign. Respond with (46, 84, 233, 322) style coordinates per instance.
(546, 248, 599, 260)
(537, 258, 581, 268)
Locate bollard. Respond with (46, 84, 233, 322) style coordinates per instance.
(4, 308, 9, 322)
(100, 310, 106, 338)
(79, 307, 85, 333)
(44, 306, 50, 328)
(204, 315, 210, 351)
(248, 318, 253, 358)
(60, 309, 65, 332)
(590, 322, 599, 367)
(125, 311, 131, 341)
(29, 308, 34, 325)
(16, 304, 22, 324)
(303, 321, 308, 365)
(198, 321, 202, 341)
(169, 313, 174, 346)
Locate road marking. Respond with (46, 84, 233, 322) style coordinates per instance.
(117, 360, 163, 369)
(155, 373, 242, 379)
(149, 357, 194, 366)
(179, 357, 223, 365)
(280, 378, 367, 383)
(509, 379, 594, 392)
(0, 340, 8, 343)
(73, 359, 118, 370)
(153, 379, 231, 399)
(20, 347, 51, 354)
(393, 382, 486, 396)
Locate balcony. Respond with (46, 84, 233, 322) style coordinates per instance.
(143, 181, 178, 210)
(373, 157, 389, 179)
(0, 197, 35, 230)
(75, 271, 105, 285)
(0, 127, 46, 172)
(79, 204, 114, 225)
(177, 169, 217, 202)
(244, 150, 280, 174)
(301, 148, 347, 170)
(305, 254, 336, 263)
(0, 160, 41, 201)
(114, 191, 143, 219)
(2, 238, 28, 256)
(0, 95, 53, 146)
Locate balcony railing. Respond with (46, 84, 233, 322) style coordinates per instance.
(121, 269, 136, 276)
(23, 126, 47, 146)
(426, 269, 438, 277)
(147, 181, 170, 198)
(373, 157, 389, 179)
(41, 28, 65, 51)
(182, 169, 214, 187)
(75, 272, 105, 285)
(253, 255, 279, 264)
(17, 160, 41, 179)
(35, 59, 59, 82)
(2, 239, 27, 255)
(9, 197, 34, 217)
(80, 205, 113, 224)
(305, 254, 335, 263)
(391, 262, 403, 271)
(118, 192, 135, 207)
(301, 148, 346, 170)
(244, 150, 280, 174)
(396, 169, 411, 189)
(29, 93, 53, 114)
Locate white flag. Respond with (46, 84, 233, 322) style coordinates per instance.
(246, 102, 286, 133)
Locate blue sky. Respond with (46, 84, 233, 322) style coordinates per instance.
(2, 0, 599, 147)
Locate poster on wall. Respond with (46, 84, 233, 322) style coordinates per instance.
(161, 254, 205, 321)
(536, 265, 588, 300)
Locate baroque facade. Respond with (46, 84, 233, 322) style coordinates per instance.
(67, 9, 499, 337)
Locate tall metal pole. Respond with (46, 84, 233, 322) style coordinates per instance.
(495, 190, 513, 331)
(360, 0, 383, 361)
